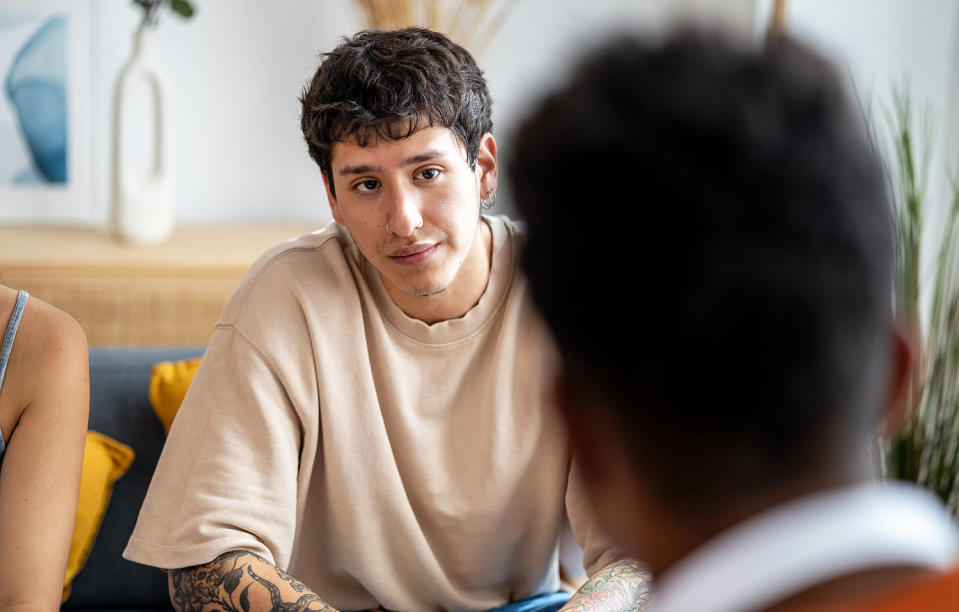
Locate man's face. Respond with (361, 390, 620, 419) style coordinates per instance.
(324, 126, 496, 305)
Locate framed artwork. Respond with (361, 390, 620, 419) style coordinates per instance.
(0, 0, 92, 224)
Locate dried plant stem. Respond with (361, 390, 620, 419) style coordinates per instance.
(349, 0, 515, 57)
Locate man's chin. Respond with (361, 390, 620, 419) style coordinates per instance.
(404, 284, 448, 298)
(378, 267, 454, 300)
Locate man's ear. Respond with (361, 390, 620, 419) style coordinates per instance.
(322, 172, 344, 225)
(879, 319, 921, 437)
(475, 132, 498, 197)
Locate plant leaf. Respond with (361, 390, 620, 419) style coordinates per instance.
(171, 0, 195, 18)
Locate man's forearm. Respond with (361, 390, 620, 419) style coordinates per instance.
(560, 559, 652, 611)
(168, 550, 339, 612)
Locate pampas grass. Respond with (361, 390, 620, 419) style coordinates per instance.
(350, 0, 515, 56)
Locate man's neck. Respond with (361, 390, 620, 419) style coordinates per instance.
(384, 220, 493, 325)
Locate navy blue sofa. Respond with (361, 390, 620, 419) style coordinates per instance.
(63, 347, 204, 612)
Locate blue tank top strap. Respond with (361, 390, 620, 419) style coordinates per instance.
(0, 290, 30, 464)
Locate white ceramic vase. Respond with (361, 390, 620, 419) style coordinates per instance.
(112, 23, 174, 245)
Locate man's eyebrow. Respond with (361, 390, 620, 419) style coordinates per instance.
(338, 164, 380, 177)
(336, 150, 449, 177)
(403, 150, 447, 166)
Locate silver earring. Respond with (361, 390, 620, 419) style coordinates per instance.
(481, 189, 496, 210)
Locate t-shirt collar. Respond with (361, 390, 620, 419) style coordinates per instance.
(653, 481, 959, 612)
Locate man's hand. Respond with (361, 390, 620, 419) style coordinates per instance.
(559, 559, 652, 611)
(168, 550, 339, 612)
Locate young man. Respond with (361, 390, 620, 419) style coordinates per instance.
(509, 30, 959, 611)
(124, 28, 648, 611)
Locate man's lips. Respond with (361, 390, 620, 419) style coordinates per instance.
(388, 243, 436, 265)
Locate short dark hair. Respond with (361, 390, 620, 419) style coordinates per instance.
(510, 30, 893, 511)
(300, 27, 492, 194)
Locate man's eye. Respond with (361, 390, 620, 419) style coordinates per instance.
(418, 168, 439, 180)
(355, 179, 380, 192)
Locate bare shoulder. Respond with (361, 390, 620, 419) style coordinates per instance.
(17, 292, 88, 365)
(0, 286, 85, 342)
(0, 288, 88, 411)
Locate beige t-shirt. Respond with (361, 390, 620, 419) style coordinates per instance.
(124, 215, 621, 610)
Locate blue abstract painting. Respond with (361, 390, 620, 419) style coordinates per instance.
(0, 13, 68, 185)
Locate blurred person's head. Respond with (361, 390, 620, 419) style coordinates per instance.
(509, 29, 912, 573)
(299, 28, 497, 316)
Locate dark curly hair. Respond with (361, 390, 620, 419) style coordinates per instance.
(510, 30, 893, 512)
(300, 27, 492, 195)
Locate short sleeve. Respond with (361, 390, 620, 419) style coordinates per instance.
(123, 325, 303, 570)
(565, 458, 631, 577)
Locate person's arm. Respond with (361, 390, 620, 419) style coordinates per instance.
(125, 325, 307, 586)
(559, 559, 651, 611)
(563, 456, 654, 612)
(169, 551, 340, 612)
(0, 298, 89, 611)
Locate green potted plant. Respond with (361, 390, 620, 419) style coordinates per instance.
(133, 0, 195, 25)
(883, 88, 959, 518)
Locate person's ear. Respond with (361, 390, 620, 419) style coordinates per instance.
(879, 319, 921, 437)
(323, 173, 344, 225)
(475, 132, 498, 198)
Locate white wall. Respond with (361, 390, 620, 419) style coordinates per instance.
(83, 0, 755, 226)
(25, 1, 957, 226)
(90, 0, 356, 225)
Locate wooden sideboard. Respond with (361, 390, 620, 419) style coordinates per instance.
(0, 224, 320, 346)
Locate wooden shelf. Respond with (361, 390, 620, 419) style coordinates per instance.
(0, 224, 320, 346)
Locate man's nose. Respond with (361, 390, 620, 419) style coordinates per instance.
(385, 184, 423, 237)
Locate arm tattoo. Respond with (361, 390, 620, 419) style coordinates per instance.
(560, 559, 653, 611)
(169, 550, 339, 612)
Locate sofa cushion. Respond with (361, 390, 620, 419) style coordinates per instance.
(149, 357, 202, 434)
(64, 431, 134, 601)
(62, 347, 204, 611)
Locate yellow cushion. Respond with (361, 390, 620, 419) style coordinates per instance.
(149, 357, 202, 434)
(63, 431, 135, 601)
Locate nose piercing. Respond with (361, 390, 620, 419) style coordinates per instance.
(386, 222, 394, 236)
